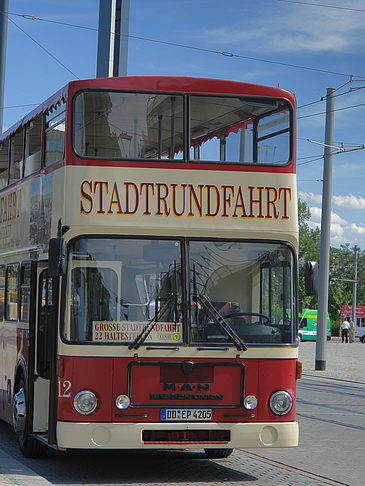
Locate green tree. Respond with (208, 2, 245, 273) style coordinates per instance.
(298, 199, 320, 309)
(298, 200, 365, 334)
(329, 244, 365, 332)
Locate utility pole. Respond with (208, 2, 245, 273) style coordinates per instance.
(96, 0, 130, 78)
(315, 88, 335, 371)
(0, 0, 8, 133)
(352, 245, 359, 332)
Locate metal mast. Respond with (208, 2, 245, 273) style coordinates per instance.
(0, 0, 8, 133)
(96, 0, 130, 77)
(352, 245, 359, 331)
(315, 88, 335, 371)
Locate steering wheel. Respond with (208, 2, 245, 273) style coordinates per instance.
(220, 311, 270, 326)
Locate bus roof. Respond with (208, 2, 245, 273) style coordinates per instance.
(1, 76, 296, 143)
(0, 85, 67, 142)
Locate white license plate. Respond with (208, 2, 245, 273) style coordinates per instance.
(161, 408, 212, 421)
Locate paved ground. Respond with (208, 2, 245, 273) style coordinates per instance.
(299, 335, 364, 382)
(0, 447, 52, 485)
(0, 336, 362, 485)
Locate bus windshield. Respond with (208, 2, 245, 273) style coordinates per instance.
(190, 241, 294, 345)
(64, 237, 295, 345)
(72, 91, 292, 164)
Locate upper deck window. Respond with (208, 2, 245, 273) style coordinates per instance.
(9, 130, 23, 185)
(73, 91, 184, 160)
(24, 115, 42, 177)
(189, 96, 291, 164)
(0, 139, 9, 189)
(45, 100, 66, 166)
(72, 90, 292, 165)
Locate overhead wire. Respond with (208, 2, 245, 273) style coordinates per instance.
(278, 0, 365, 13)
(1, 10, 364, 79)
(0, 102, 39, 112)
(3, 8, 365, 167)
(297, 155, 325, 166)
(298, 101, 365, 120)
(297, 80, 352, 110)
(7, 16, 80, 79)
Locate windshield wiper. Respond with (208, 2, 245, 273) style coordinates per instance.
(191, 262, 247, 351)
(129, 261, 180, 350)
(193, 293, 247, 351)
(128, 296, 174, 350)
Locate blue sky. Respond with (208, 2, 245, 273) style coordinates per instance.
(2, 0, 365, 249)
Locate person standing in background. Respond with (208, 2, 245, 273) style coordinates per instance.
(349, 320, 355, 343)
(341, 318, 350, 343)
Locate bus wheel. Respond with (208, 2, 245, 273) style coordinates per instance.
(298, 334, 302, 342)
(13, 376, 49, 458)
(204, 448, 233, 459)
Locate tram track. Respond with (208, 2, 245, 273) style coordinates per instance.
(239, 450, 350, 485)
(302, 372, 365, 385)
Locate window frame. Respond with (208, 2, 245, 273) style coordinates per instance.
(44, 100, 66, 167)
(188, 93, 294, 166)
(60, 235, 297, 347)
(61, 235, 187, 346)
(71, 88, 186, 163)
(23, 114, 43, 178)
(0, 264, 5, 321)
(20, 262, 33, 322)
(71, 88, 295, 167)
(5, 262, 20, 321)
(9, 129, 24, 186)
(0, 138, 10, 189)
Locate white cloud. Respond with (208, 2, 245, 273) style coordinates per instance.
(309, 206, 321, 222)
(330, 212, 348, 225)
(200, 3, 365, 54)
(310, 206, 347, 225)
(350, 223, 365, 235)
(308, 206, 351, 244)
(299, 192, 322, 204)
(333, 194, 365, 210)
(330, 222, 345, 242)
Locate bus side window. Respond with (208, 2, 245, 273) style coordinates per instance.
(20, 263, 32, 322)
(45, 101, 66, 166)
(0, 265, 5, 320)
(5, 263, 20, 321)
(0, 138, 9, 189)
(9, 130, 23, 185)
(37, 271, 57, 379)
(24, 115, 42, 177)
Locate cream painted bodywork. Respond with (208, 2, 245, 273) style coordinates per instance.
(0, 165, 298, 251)
(57, 421, 298, 449)
(58, 340, 298, 359)
(65, 165, 298, 247)
(33, 378, 49, 432)
(0, 162, 299, 449)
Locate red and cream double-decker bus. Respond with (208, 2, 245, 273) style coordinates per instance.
(0, 76, 300, 458)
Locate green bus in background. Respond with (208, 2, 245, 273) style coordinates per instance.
(298, 309, 331, 341)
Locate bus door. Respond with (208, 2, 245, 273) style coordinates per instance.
(32, 268, 59, 445)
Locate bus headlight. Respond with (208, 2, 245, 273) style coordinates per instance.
(73, 390, 98, 415)
(269, 391, 293, 415)
(115, 395, 130, 410)
(243, 395, 257, 410)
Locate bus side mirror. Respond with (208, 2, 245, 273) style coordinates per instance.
(305, 261, 318, 296)
(48, 238, 67, 277)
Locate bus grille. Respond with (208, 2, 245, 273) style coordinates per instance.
(142, 429, 230, 444)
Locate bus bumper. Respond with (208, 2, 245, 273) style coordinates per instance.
(56, 421, 298, 449)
